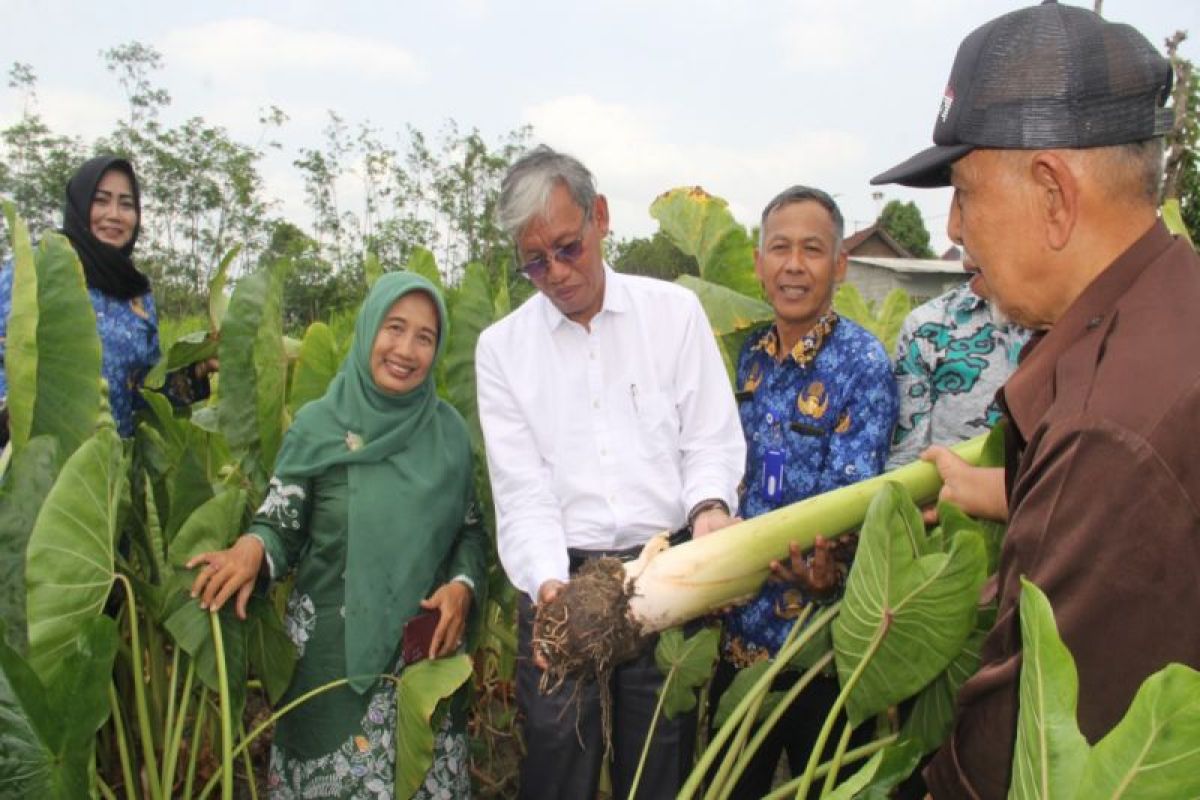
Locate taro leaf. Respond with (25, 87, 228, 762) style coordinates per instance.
(935, 500, 1002, 575)
(1075, 663, 1200, 799)
(493, 269, 511, 320)
(654, 626, 719, 719)
(902, 608, 990, 753)
(1008, 578, 1089, 800)
(166, 444, 217, 542)
(0, 616, 117, 799)
(406, 246, 443, 293)
(167, 489, 248, 566)
(873, 289, 912, 354)
(441, 261, 494, 451)
(675, 274, 773, 338)
(833, 283, 875, 338)
(713, 660, 772, 728)
(824, 737, 924, 800)
(0, 436, 58, 653)
(25, 429, 125, 684)
(164, 603, 247, 722)
(395, 654, 472, 800)
(219, 263, 287, 476)
(288, 321, 340, 416)
(1161, 198, 1194, 248)
(6, 227, 102, 465)
(144, 330, 218, 390)
(245, 596, 295, 705)
(363, 250, 384, 289)
(650, 187, 759, 298)
(209, 243, 240, 333)
(833, 483, 987, 726)
(138, 390, 187, 460)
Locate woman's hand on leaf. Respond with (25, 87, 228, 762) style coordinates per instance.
(186, 534, 264, 620)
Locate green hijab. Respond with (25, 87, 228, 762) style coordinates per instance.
(275, 271, 471, 691)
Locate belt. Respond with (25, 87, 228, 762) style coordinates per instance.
(567, 526, 691, 574)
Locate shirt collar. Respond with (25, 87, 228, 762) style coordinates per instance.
(750, 310, 839, 368)
(1002, 220, 1174, 439)
(539, 263, 625, 330)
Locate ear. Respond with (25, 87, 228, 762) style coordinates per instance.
(592, 194, 610, 238)
(833, 248, 848, 284)
(1029, 151, 1078, 251)
(754, 247, 766, 285)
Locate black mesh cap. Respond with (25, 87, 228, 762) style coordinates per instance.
(872, 0, 1174, 188)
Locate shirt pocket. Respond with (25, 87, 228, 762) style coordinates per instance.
(633, 388, 678, 461)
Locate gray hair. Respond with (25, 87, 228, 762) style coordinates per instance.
(759, 185, 845, 254)
(497, 145, 597, 238)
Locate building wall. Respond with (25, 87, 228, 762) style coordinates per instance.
(845, 262, 966, 305)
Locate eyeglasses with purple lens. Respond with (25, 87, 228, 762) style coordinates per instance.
(517, 221, 588, 281)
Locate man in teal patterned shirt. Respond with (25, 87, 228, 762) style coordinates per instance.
(886, 260, 1029, 471)
(711, 185, 898, 797)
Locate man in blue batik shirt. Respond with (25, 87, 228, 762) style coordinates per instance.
(711, 186, 898, 798)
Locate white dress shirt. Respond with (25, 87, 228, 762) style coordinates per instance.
(476, 266, 746, 598)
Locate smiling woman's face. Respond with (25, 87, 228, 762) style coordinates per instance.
(369, 291, 439, 394)
(90, 168, 138, 249)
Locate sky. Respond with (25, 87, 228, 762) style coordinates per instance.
(3, 0, 1197, 256)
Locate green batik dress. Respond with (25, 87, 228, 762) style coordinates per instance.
(250, 462, 487, 799)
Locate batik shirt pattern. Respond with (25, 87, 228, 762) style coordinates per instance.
(722, 313, 897, 664)
(887, 281, 1029, 470)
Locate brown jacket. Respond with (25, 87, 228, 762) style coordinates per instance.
(925, 222, 1200, 798)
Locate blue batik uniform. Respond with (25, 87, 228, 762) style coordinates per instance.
(0, 262, 208, 437)
(722, 312, 898, 664)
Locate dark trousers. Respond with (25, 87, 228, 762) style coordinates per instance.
(707, 659, 869, 799)
(516, 593, 697, 800)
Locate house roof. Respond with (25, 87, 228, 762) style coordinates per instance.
(848, 256, 968, 275)
(843, 223, 914, 258)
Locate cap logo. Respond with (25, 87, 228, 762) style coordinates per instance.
(939, 88, 955, 124)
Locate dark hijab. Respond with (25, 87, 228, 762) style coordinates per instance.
(61, 155, 150, 300)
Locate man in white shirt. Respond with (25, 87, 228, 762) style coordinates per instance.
(476, 145, 745, 799)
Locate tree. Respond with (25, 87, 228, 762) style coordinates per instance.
(1163, 33, 1199, 242)
(879, 199, 935, 258)
(611, 231, 699, 281)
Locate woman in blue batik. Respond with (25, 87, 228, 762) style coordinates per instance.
(0, 155, 215, 439)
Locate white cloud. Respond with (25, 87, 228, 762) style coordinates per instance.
(161, 18, 425, 83)
(0, 87, 124, 145)
(522, 94, 866, 237)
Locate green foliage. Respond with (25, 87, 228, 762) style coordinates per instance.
(3, 214, 103, 465)
(288, 321, 342, 415)
(612, 230, 700, 281)
(833, 283, 911, 353)
(394, 654, 473, 799)
(650, 187, 760, 298)
(441, 261, 496, 451)
(878, 199, 935, 258)
(24, 429, 126, 685)
(654, 626, 720, 719)
(0, 437, 58, 653)
(824, 739, 923, 800)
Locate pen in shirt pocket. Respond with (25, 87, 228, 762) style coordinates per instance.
(630, 383, 639, 415)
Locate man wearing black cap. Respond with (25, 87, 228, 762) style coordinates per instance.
(873, 2, 1200, 798)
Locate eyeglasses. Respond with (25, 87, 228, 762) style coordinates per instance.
(517, 220, 589, 281)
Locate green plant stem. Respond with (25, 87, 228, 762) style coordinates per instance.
(96, 775, 119, 800)
(239, 719, 260, 800)
(627, 663, 673, 799)
(115, 572, 164, 799)
(716, 651, 835, 800)
(197, 673, 397, 799)
(209, 611, 234, 800)
(678, 604, 839, 800)
(107, 682, 138, 800)
(183, 688, 209, 800)
(146, 618, 167, 751)
(707, 607, 817, 800)
(793, 624, 887, 799)
(819, 720, 853, 797)
(161, 657, 196, 797)
(163, 645, 181, 752)
(759, 734, 897, 800)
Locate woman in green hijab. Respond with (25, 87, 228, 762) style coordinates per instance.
(188, 272, 487, 798)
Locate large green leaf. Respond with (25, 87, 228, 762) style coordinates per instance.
(5, 226, 103, 464)
(833, 483, 987, 726)
(406, 246, 443, 293)
(394, 654, 472, 799)
(0, 616, 118, 799)
(675, 274, 773, 337)
(0, 436, 58, 653)
(288, 321, 340, 416)
(825, 738, 924, 800)
(1161, 199, 1194, 248)
(1076, 663, 1200, 799)
(873, 289, 912, 353)
(218, 263, 288, 477)
(25, 429, 126, 683)
(441, 261, 494, 451)
(650, 187, 759, 297)
(209, 243, 240, 333)
(902, 609, 990, 753)
(832, 283, 874, 336)
(654, 626, 719, 719)
(1009, 579, 1091, 800)
(167, 489, 248, 566)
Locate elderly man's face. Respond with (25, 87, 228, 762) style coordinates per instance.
(755, 199, 847, 343)
(949, 150, 1050, 329)
(517, 183, 610, 326)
